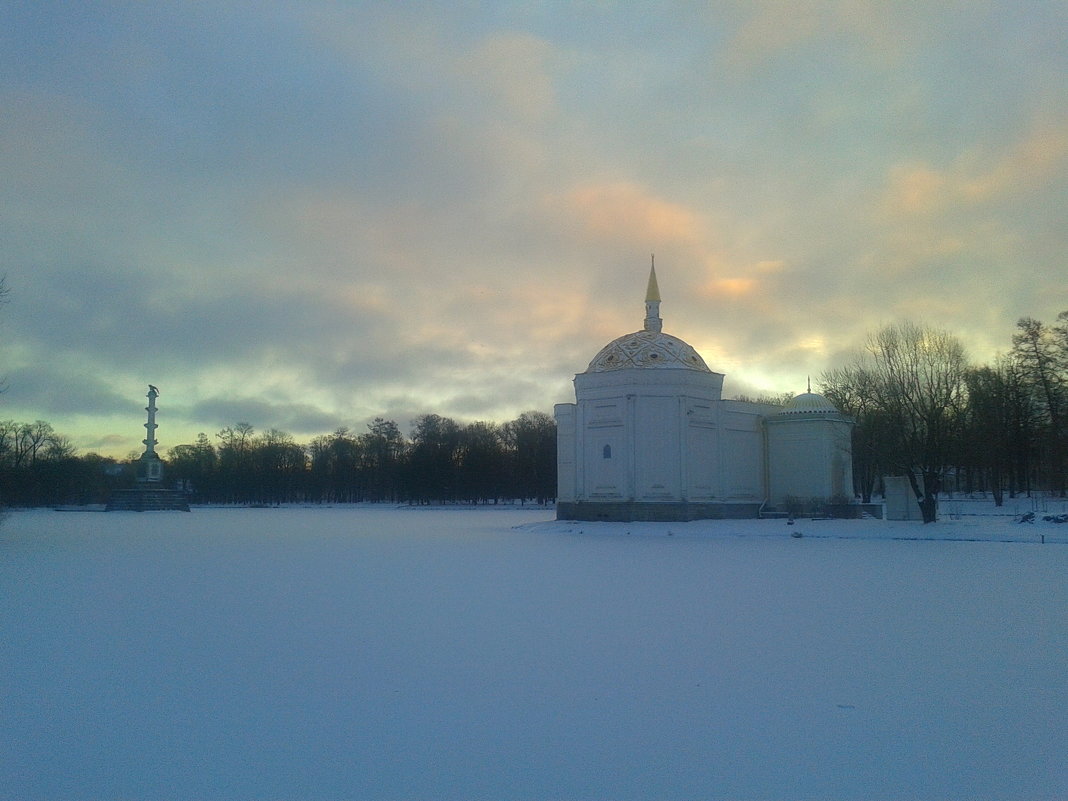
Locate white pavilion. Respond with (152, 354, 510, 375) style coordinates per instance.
(554, 267, 854, 521)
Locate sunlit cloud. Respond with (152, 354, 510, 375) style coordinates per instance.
(883, 164, 948, 215)
(557, 182, 702, 246)
(962, 119, 1068, 201)
(883, 117, 1068, 217)
(703, 277, 758, 297)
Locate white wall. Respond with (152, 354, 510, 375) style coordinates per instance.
(569, 368, 724, 503)
(554, 403, 576, 502)
(718, 402, 769, 501)
(684, 400, 717, 501)
(766, 416, 854, 505)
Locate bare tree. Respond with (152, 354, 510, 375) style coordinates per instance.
(215, 422, 256, 503)
(502, 411, 556, 504)
(360, 418, 404, 502)
(821, 363, 892, 503)
(408, 414, 463, 503)
(308, 428, 361, 503)
(1012, 315, 1067, 494)
(13, 420, 58, 468)
(827, 322, 969, 522)
(963, 358, 1018, 505)
(457, 421, 507, 503)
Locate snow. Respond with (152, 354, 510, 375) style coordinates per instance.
(3, 503, 1067, 800)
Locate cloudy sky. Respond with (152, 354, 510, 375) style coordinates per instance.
(3, 1, 1067, 457)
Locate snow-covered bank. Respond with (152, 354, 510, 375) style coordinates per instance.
(3, 506, 1066, 800)
(531, 512, 1068, 545)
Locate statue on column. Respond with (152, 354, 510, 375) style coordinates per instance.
(138, 385, 163, 483)
(106, 384, 189, 510)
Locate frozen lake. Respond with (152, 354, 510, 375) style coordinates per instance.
(3, 505, 1067, 800)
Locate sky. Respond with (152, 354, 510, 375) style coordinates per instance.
(2, 1, 1067, 458)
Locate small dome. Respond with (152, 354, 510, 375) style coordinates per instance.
(779, 392, 840, 414)
(586, 330, 711, 373)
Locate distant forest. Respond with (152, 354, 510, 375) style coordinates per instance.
(2, 310, 1067, 512)
(0, 412, 556, 508)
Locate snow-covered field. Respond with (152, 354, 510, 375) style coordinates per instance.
(3, 503, 1067, 800)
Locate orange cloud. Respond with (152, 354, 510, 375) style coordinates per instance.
(963, 122, 1068, 201)
(559, 181, 701, 245)
(695, 258, 784, 301)
(703, 277, 758, 297)
(883, 164, 948, 215)
(883, 119, 1068, 216)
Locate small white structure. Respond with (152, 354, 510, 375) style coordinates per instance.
(765, 388, 854, 508)
(555, 267, 854, 521)
(883, 475, 924, 520)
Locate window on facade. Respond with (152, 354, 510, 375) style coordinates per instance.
(603, 444, 612, 459)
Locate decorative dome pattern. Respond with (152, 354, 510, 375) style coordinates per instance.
(779, 392, 840, 414)
(586, 330, 711, 373)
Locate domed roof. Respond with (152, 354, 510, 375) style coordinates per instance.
(585, 263, 712, 374)
(586, 329, 712, 373)
(779, 391, 840, 415)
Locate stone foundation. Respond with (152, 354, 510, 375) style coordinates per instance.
(106, 488, 190, 512)
(556, 500, 762, 522)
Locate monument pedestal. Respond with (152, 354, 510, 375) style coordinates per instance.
(106, 488, 190, 512)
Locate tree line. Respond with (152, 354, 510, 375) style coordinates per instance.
(821, 312, 1068, 521)
(0, 411, 557, 508)
(4, 311, 1066, 518)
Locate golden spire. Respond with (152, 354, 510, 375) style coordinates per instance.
(644, 255, 662, 333)
(645, 254, 661, 302)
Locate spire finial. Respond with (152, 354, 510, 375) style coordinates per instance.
(807, 376, 812, 393)
(644, 257, 662, 332)
(645, 255, 661, 302)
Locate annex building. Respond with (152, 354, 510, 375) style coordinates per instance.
(555, 267, 853, 522)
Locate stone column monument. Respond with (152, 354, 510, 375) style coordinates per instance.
(137, 385, 163, 483)
(106, 385, 190, 511)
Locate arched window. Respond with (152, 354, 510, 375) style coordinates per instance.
(603, 444, 612, 459)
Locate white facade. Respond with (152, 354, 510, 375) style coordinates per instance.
(555, 268, 853, 521)
(765, 392, 854, 507)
